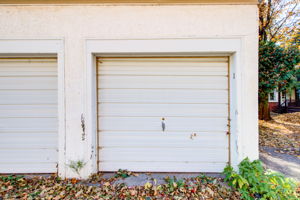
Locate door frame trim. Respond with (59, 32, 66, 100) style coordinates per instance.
(85, 38, 243, 176)
(0, 39, 66, 177)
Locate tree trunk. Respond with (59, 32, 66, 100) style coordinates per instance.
(284, 90, 287, 113)
(296, 88, 300, 106)
(259, 95, 271, 121)
(278, 87, 281, 107)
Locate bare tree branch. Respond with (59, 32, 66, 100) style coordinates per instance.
(259, 0, 299, 42)
(270, 3, 298, 39)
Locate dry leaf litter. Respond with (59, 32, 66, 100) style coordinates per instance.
(259, 112, 300, 156)
(0, 173, 241, 200)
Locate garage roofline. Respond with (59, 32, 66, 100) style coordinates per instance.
(0, 0, 258, 5)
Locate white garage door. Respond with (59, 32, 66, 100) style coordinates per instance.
(0, 58, 58, 173)
(97, 57, 229, 172)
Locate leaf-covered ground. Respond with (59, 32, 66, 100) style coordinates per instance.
(259, 112, 300, 156)
(1, 112, 299, 199)
(0, 173, 241, 199)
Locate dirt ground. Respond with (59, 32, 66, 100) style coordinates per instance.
(259, 112, 300, 181)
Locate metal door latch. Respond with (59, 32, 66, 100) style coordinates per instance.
(161, 117, 166, 132)
(81, 114, 85, 141)
(190, 133, 197, 140)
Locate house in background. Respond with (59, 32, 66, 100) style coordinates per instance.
(269, 75, 300, 113)
(0, 0, 259, 178)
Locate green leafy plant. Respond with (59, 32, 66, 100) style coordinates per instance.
(164, 176, 185, 192)
(197, 173, 217, 184)
(223, 158, 299, 200)
(114, 169, 131, 179)
(68, 160, 86, 177)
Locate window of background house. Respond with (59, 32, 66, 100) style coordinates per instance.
(270, 92, 275, 101)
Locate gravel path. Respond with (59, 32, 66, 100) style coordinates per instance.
(260, 146, 300, 181)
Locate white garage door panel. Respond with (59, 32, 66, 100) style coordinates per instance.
(0, 149, 57, 163)
(0, 60, 57, 73)
(99, 162, 226, 173)
(0, 163, 57, 174)
(99, 57, 227, 67)
(0, 105, 57, 118)
(99, 132, 228, 148)
(0, 77, 57, 90)
(100, 57, 227, 63)
(0, 59, 58, 173)
(98, 89, 228, 104)
(0, 132, 57, 149)
(99, 62, 228, 76)
(98, 76, 228, 89)
(0, 71, 57, 76)
(99, 148, 228, 162)
(1, 118, 57, 130)
(98, 104, 228, 117)
(99, 117, 227, 132)
(97, 57, 229, 172)
(0, 90, 57, 104)
(0, 59, 57, 68)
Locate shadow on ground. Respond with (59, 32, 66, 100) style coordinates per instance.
(260, 146, 300, 181)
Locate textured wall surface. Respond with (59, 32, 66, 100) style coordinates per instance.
(0, 5, 258, 177)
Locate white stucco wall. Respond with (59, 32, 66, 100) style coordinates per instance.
(0, 4, 258, 178)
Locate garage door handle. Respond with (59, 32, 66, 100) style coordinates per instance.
(161, 118, 166, 132)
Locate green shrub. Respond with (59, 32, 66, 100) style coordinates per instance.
(223, 158, 299, 200)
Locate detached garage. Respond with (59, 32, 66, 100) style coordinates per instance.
(0, 0, 258, 178)
(0, 58, 58, 173)
(97, 57, 230, 172)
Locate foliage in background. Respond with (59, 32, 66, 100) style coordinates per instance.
(258, 0, 300, 120)
(259, 41, 300, 96)
(223, 158, 299, 200)
(258, 41, 300, 120)
(258, 0, 299, 44)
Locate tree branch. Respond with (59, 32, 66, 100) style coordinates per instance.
(270, 3, 298, 39)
